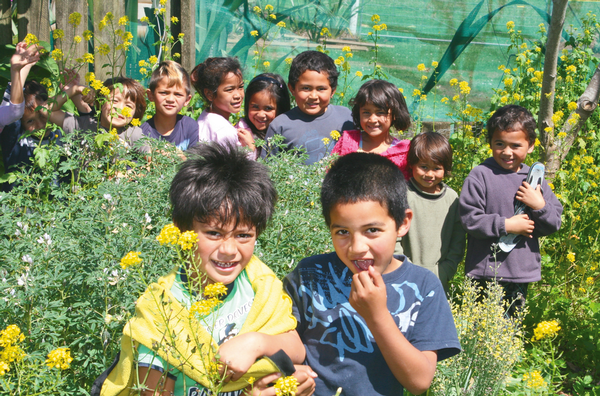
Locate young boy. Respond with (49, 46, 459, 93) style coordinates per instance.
(396, 132, 465, 293)
(262, 51, 355, 165)
(284, 152, 460, 396)
(96, 143, 306, 396)
(142, 60, 199, 151)
(459, 105, 563, 316)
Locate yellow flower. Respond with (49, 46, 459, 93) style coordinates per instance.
(285, 57, 293, 65)
(204, 282, 228, 298)
(263, 61, 270, 68)
(520, 42, 527, 49)
(452, 94, 460, 101)
(320, 27, 330, 37)
(120, 107, 133, 118)
(506, 21, 515, 30)
(568, 102, 578, 112)
(160, 0, 167, 5)
(85, 72, 96, 83)
(504, 68, 511, 74)
(322, 137, 330, 146)
(371, 14, 380, 22)
(265, 4, 274, 11)
(0, 325, 25, 347)
(342, 46, 351, 52)
(52, 29, 64, 40)
(40, 78, 52, 88)
(51, 49, 63, 61)
(513, 93, 520, 101)
(334, 58, 342, 66)
(277, 21, 286, 28)
(330, 130, 341, 140)
(526, 67, 534, 73)
(379, 23, 387, 30)
(355, 71, 363, 77)
(557, 132, 567, 139)
(373, 25, 382, 31)
(171, 16, 179, 24)
(523, 370, 546, 389)
(189, 298, 221, 317)
(500, 95, 508, 104)
(120, 251, 142, 269)
(149, 55, 158, 64)
(270, 14, 276, 20)
(178, 33, 185, 39)
(45, 348, 73, 370)
(140, 16, 149, 23)
(68, 12, 82, 26)
(139, 68, 147, 75)
(566, 65, 577, 74)
(417, 63, 426, 71)
(0, 361, 9, 376)
(449, 78, 458, 86)
(412, 89, 421, 97)
(531, 320, 560, 341)
(586, 277, 594, 285)
(118, 16, 129, 26)
(431, 61, 438, 67)
(73, 35, 82, 44)
(83, 30, 93, 41)
(158, 7, 166, 15)
(131, 118, 141, 127)
(104, 11, 114, 21)
(253, 5, 261, 13)
(274, 375, 299, 396)
(398, 88, 403, 93)
(567, 252, 575, 263)
(24, 33, 39, 45)
(251, 30, 259, 37)
(157, 224, 181, 245)
(98, 44, 110, 56)
(178, 230, 198, 251)
(441, 97, 449, 104)
(459, 81, 470, 95)
(83, 53, 94, 64)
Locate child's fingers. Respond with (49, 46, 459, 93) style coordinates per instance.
(367, 265, 385, 288)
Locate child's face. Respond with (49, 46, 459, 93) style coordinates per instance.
(412, 160, 445, 194)
(247, 91, 277, 131)
(190, 218, 257, 286)
(359, 103, 392, 138)
(205, 72, 244, 119)
(101, 89, 136, 130)
(21, 101, 48, 132)
(491, 127, 534, 172)
(288, 70, 334, 117)
(329, 200, 411, 275)
(147, 77, 191, 119)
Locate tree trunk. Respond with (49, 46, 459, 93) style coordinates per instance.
(17, 0, 51, 43)
(0, 0, 12, 45)
(55, 2, 89, 83)
(538, 0, 569, 179)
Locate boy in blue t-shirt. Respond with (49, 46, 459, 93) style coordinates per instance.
(262, 51, 355, 164)
(284, 153, 460, 396)
(96, 143, 307, 396)
(142, 60, 199, 151)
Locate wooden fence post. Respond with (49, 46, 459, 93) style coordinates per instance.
(0, 0, 11, 45)
(55, 2, 89, 82)
(17, 0, 51, 43)
(93, 0, 126, 80)
(173, 0, 196, 73)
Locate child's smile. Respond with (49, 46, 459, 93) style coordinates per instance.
(491, 127, 534, 172)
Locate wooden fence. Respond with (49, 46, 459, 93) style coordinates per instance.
(4, 0, 198, 79)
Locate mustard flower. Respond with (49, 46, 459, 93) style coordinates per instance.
(452, 94, 460, 101)
(330, 130, 341, 140)
(506, 21, 515, 30)
(566, 65, 577, 74)
(160, 0, 167, 5)
(568, 102, 578, 112)
(140, 16, 149, 23)
(118, 16, 129, 26)
(523, 370, 546, 389)
(74, 35, 82, 44)
(277, 21, 286, 28)
(322, 137, 330, 145)
(98, 44, 110, 56)
(83, 53, 94, 64)
(531, 320, 560, 341)
(204, 282, 228, 298)
(285, 57, 293, 65)
(371, 14, 380, 22)
(449, 78, 458, 86)
(68, 12, 82, 26)
(253, 6, 261, 13)
(83, 30, 93, 41)
(120, 251, 142, 269)
(431, 61, 438, 67)
(412, 89, 421, 97)
(441, 97, 449, 104)
(417, 63, 426, 71)
(459, 81, 470, 95)
(270, 14, 276, 20)
(139, 68, 148, 75)
(157, 224, 182, 245)
(149, 55, 158, 64)
(51, 49, 63, 61)
(0, 361, 8, 376)
(189, 298, 221, 317)
(251, 30, 259, 37)
(274, 375, 299, 396)
(504, 78, 513, 87)
(46, 348, 73, 370)
(85, 72, 96, 83)
(171, 16, 179, 24)
(355, 71, 363, 77)
(41, 78, 52, 87)
(52, 29, 64, 40)
(120, 107, 133, 118)
(320, 27, 330, 37)
(342, 46, 351, 52)
(263, 61, 270, 68)
(178, 230, 198, 251)
(24, 33, 39, 45)
(178, 33, 185, 39)
(131, 118, 141, 127)
(0, 325, 25, 347)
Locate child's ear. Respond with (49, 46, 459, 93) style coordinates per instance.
(330, 87, 336, 97)
(397, 209, 412, 238)
(287, 83, 296, 96)
(184, 94, 192, 107)
(204, 89, 214, 102)
(146, 89, 155, 101)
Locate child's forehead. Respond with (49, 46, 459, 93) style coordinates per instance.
(194, 217, 255, 232)
(154, 76, 186, 91)
(297, 69, 330, 84)
(492, 126, 530, 141)
(330, 199, 393, 222)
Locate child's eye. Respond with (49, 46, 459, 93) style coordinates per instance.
(366, 228, 380, 234)
(205, 231, 221, 238)
(237, 233, 253, 239)
(334, 229, 349, 235)
(265, 106, 275, 112)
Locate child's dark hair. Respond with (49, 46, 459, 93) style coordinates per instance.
(170, 142, 277, 235)
(487, 104, 537, 145)
(23, 80, 48, 110)
(243, 73, 290, 140)
(102, 77, 147, 119)
(190, 57, 243, 102)
(288, 51, 339, 90)
(148, 60, 192, 96)
(350, 80, 411, 132)
(321, 152, 409, 228)
(408, 132, 453, 176)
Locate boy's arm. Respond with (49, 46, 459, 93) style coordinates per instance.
(10, 42, 40, 106)
(217, 329, 306, 382)
(438, 199, 466, 285)
(350, 267, 437, 395)
(522, 180, 563, 236)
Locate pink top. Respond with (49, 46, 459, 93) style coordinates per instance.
(332, 129, 411, 180)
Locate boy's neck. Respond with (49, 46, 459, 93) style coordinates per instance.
(152, 113, 178, 136)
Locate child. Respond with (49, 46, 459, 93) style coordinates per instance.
(332, 79, 411, 179)
(284, 152, 460, 396)
(397, 132, 465, 293)
(0, 41, 40, 133)
(142, 60, 199, 151)
(236, 73, 291, 158)
(55, 76, 147, 149)
(262, 51, 355, 165)
(96, 143, 308, 396)
(459, 105, 563, 316)
(191, 57, 253, 151)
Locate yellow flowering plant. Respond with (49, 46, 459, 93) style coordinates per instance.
(249, 4, 289, 75)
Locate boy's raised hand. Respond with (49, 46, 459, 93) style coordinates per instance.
(217, 332, 262, 382)
(237, 128, 256, 151)
(349, 266, 388, 323)
(245, 365, 317, 396)
(505, 214, 535, 237)
(11, 41, 40, 71)
(516, 181, 545, 210)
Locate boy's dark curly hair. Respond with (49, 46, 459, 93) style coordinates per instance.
(288, 51, 339, 91)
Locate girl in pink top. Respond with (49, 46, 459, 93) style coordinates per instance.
(332, 80, 411, 180)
